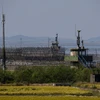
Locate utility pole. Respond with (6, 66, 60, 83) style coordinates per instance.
(2, 13, 6, 70)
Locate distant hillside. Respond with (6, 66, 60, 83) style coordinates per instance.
(87, 36, 100, 42)
(0, 35, 100, 47)
(84, 36, 100, 46)
(1, 35, 75, 47)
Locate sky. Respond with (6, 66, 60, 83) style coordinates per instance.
(0, 0, 100, 39)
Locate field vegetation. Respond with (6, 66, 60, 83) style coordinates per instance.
(0, 86, 92, 96)
(0, 85, 99, 100)
(0, 65, 100, 84)
(0, 66, 100, 100)
(0, 96, 100, 100)
(75, 82, 100, 89)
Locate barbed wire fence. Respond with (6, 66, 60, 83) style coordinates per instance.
(0, 46, 66, 70)
(0, 41, 100, 70)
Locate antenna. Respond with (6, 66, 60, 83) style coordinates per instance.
(80, 31, 84, 49)
(81, 40, 84, 49)
(55, 33, 58, 46)
(2, 0, 4, 15)
(56, 33, 58, 42)
(77, 30, 81, 48)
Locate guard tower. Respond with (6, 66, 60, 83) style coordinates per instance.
(51, 34, 65, 61)
(70, 30, 93, 68)
(52, 34, 59, 51)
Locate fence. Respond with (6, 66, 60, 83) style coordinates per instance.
(0, 46, 100, 70)
(0, 47, 66, 70)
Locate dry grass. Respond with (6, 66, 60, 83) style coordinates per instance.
(0, 86, 91, 96)
(0, 96, 100, 100)
(75, 82, 100, 89)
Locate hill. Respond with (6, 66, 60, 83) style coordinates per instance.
(0, 35, 100, 47)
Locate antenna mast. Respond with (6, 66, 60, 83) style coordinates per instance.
(2, 13, 6, 70)
(77, 30, 81, 49)
(55, 33, 58, 46)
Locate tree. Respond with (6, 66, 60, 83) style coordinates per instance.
(14, 68, 32, 85)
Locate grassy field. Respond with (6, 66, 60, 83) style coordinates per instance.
(0, 96, 100, 100)
(0, 86, 92, 96)
(0, 85, 99, 100)
(75, 82, 100, 89)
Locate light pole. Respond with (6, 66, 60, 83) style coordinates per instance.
(2, 13, 6, 70)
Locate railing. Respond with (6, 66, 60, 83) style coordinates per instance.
(78, 55, 87, 67)
(78, 55, 90, 68)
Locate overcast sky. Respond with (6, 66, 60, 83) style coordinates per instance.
(0, 0, 100, 39)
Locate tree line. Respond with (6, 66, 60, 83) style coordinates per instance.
(0, 65, 100, 85)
